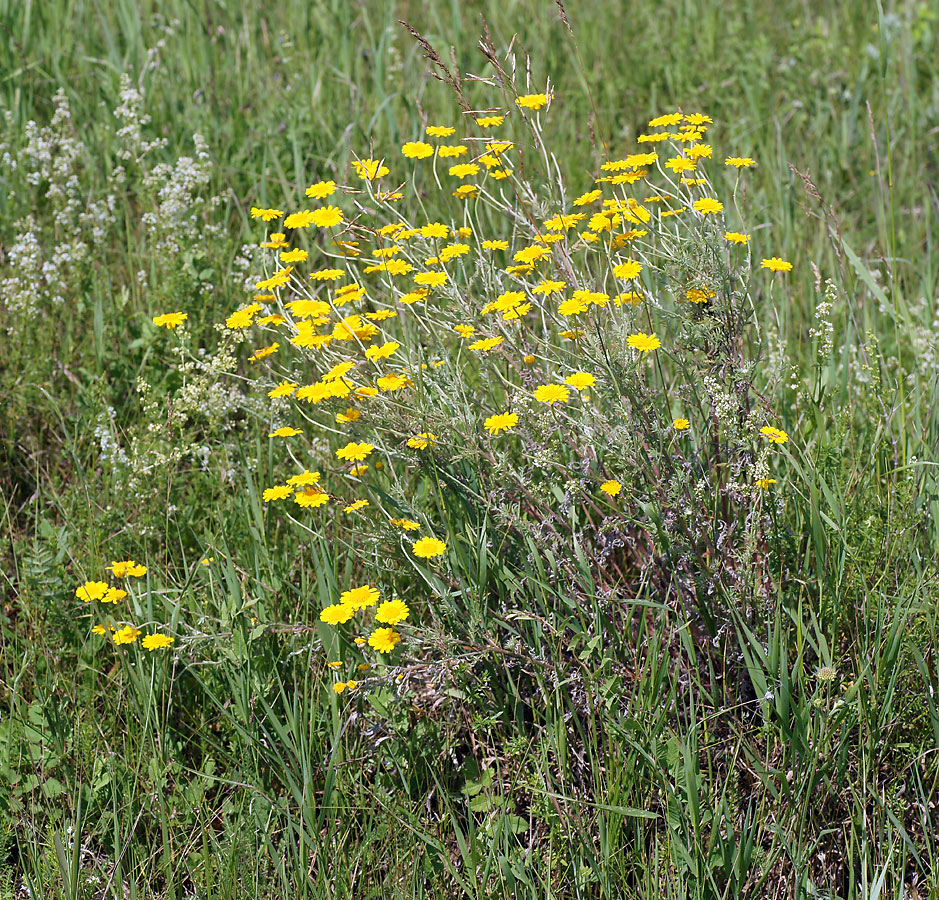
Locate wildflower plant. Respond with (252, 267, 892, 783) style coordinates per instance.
(165, 63, 799, 698)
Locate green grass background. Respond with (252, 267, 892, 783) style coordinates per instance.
(2, 0, 939, 897)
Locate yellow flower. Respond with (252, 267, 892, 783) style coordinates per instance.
(365, 341, 399, 361)
(627, 332, 661, 353)
(352, 158, 389, 180)
(368, 627, 401, 654)
(516, 93, 551, 110)
(453, 324, 475, 338)
(294, 487, 329, 508)
(453, 185, 478, 199)
(756, 478, 778, 490)
(484, 412, 519, 435)
(469, 336, 503, 352)
(760, 426, 789, 444)
(425, 125, 455, 137)
(724, 232, 750, 244)
(251, 207, 284, 221)
(375, 599, 410, 625)
(686, 287, 715, 304)
(475, 115, 504, 127)
(402, 141, 434, 159)
(411, 537, 446, 559)
(533, 384, 570, 405)
(336, 442, 374, 462)
(377, 374, 408, 392)
(613, 260, 642, 280)
(341, 584, 380, 609)
(76, 581, 109, 602)
(152, 312, 188, 328)
(414, 271, 448, 287)
(142, 634, 174, 651)
(311, 206, 344, 228)
(333, 682, 347, 694)
(532, 279, 566, 296)
(321, 603, 355, 625)
(761, 257, 793, 272)
(481, 239, 508, 251)
(287, 470, 320, 486)
(693, 198, 723, 215)
(565, 372, 595, 391)
(648, 112, 683, 127)
(284, 210, 316, 229)
(101, 587, 126, 604)
(600, 480, 622, 497)
(263, 484, 292, 502)
(725, 157, 756, 168)
(344, 499, 369, 513)
(376, 517, 412, 535)
(673, 418, 690, 430)
(407, 433, 438, 450)
(305, 180, 337, 199)
(113, 625, 141, 646)
(107, 561, 146, 578)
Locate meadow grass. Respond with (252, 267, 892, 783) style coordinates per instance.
(2, 1, 939, 898)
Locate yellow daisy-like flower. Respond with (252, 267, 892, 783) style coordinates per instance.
(481, 239, 508, 251)
(113, 625, 141, 645)
(344, 499, 369, 513)
(287, 470, 320, 486)
(352, 158, 389, 180)
(613, 260, 642, 280)
(756, 478, 778, 490)
(414, 271, 448, 287)
(600, 480, 622, 497)
(101, 587, 127, 604)
(311, 206, 344, 228)
(693, 198, 723, 215)
(469, 336, 503, 352)
(411, 537, 446, 559)
(375, 599, 410, 625)
(341, 584, 380, 609)
(402, 141, 434, 159)
(484, 412, 519, 435)
(333, 681, 347, 694)
(533, 384, 570, 405)
(761, 257, 793, 272)
(284, 210, 315, 229)
(76, 581, 109, 602)
(152, 312, 188, 328)
(516, 93, 551, 110)
(725, 157, 756, 168)
(390, 518, 421, 531)
(262, 484, 292, 502)
(673, 418, 690, 430)
(251, 207, 284, 221)
(626, 332, 661, 353)
(453, 324, 475, 338)
(336, 442, 374, 462)
(475, 115, 504, 128)
(321, 603, 355, 625)
(368, 627, 401, 654)
(564, 372, 595, 391)
(305, 180, 337, 199)
(142, 634, 174, 651)
(724, 232, 750, 244)
(760, 426, 789, 444)
(426, 125, 455, 137)
(294, 487, 329, 508)
(407, 433, 438, 450)
(108, 561, 147, 578)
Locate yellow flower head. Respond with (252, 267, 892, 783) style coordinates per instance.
(368, 627, 401, 654)
(533, 384, 570, 405)
(626, 332, 661, 353)
(375, 599, 410, 626)
(600, 480, 622, 497)
(760, 426, 789, 444)
(484, 412, 519, 435)
(142, 633, 174, 651)
(411, 537, 446, 559)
